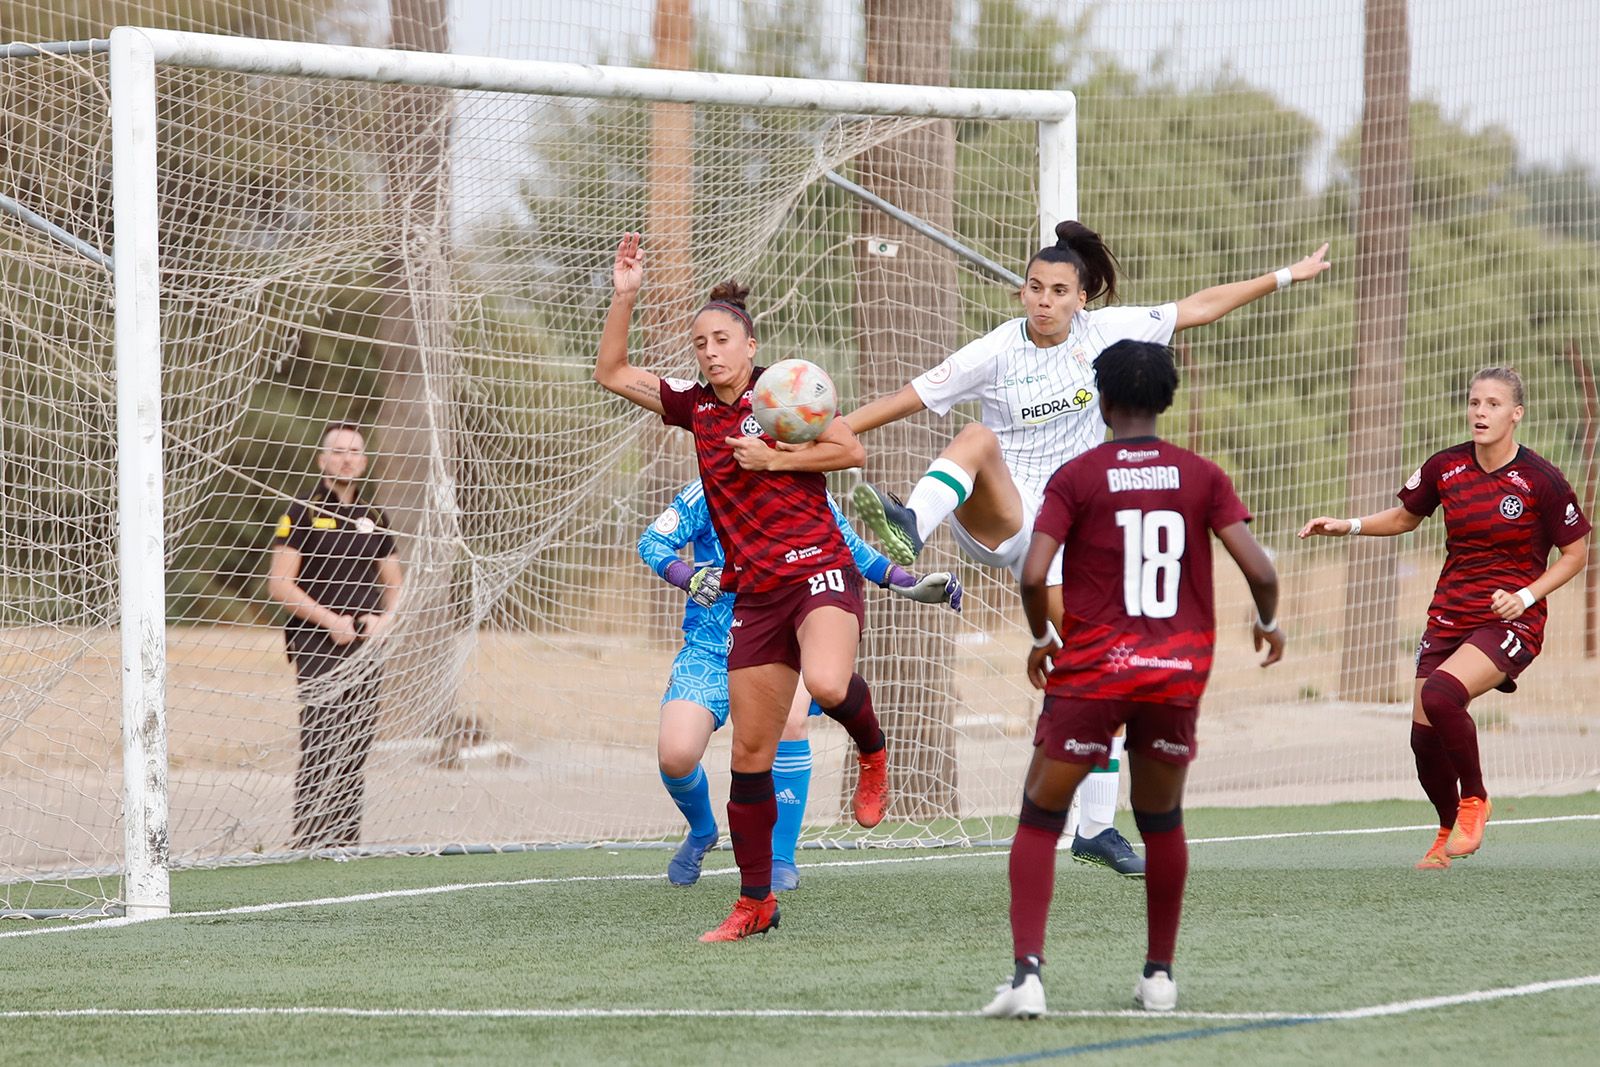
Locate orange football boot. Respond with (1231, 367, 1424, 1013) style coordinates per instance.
(699, 894, 780, 943)
(1414, 827, 1451, 870)
(1445, 796, 1491, 858)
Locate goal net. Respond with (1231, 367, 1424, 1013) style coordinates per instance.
(1, 23, 1595, 917)
(0, 31, 1078, 915)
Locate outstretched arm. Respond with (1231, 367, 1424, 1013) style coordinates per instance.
(593, 232, 666, 415)
(1174, 243, 1330, 331)
(1298, 505, 1424, 540)
(842, 383, 926, 436)
(1215, 521, 1285, 667)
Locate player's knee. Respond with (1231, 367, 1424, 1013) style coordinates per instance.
(1018, 795, 1069, 835)
(951, 421, 999, 455)
(657, 742, 700, 780)
(1132, 806, 1183, 834)
(1419, 670, 1469, 721)
(804, 673, 852, 709)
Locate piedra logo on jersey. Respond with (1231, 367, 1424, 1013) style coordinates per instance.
(1021, 387, 1094, 425)
(1499, 494, 1525, 520)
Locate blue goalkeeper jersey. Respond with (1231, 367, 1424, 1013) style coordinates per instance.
(639, 480, 894, 654)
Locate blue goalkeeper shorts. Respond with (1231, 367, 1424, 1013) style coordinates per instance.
(663, 644, 730, 729)
(661, 644, 825, 728)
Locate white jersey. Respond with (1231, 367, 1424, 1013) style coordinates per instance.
(910, 303, 1178, 505)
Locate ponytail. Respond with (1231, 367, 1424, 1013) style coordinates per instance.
(1027, 220, 1120, 304)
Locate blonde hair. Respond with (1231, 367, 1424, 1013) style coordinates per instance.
(1470, 366, 1524, 407)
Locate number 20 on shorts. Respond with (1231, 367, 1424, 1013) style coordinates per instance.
(808, 568, 846, 596)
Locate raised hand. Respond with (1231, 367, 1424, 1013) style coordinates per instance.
(1291, 242, 1332, 284)
(613, 232, 643, 298)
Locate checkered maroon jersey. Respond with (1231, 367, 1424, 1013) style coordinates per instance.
(1397, 443, 1590, 639)
(1034, 438, 1253, 707)
(659, 369, 852, 594)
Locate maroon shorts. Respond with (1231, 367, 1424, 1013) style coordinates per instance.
(1415, 621, 1539, 694)
(1033, 695, 1199, 767)
(727, 565, 865, 672)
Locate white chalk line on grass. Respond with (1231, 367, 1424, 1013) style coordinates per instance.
(2, 973, 1597, 1025)
(4, 812, 1595, 944)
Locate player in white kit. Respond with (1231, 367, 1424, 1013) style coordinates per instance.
(845, 219, 1329, 874)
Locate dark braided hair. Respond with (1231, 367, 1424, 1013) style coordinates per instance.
(1026, 220, 1120, 305)
(1093, 340, 1178, 415)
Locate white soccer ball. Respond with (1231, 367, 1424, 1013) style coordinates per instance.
(750, 358, 838, 444)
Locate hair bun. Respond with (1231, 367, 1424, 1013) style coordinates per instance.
(1054, 219, 1099, 251)
(708, 279, 750, 309)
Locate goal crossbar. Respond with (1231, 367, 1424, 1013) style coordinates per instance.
(101, 26, 1078, 918)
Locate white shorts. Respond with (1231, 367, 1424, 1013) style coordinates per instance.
(949, 494, 1064, 585)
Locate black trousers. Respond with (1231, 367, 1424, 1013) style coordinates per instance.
(287, 632, 382, 850)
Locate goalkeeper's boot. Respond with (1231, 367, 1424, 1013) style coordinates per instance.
(981, 972, 1046, 1019)
(699, 893, 780, 943)
(853, 747, 889, 828)
(1414, 827, 1452, 870)
(1445, 796, 1491, 858)
(770, 859, 801, 893)
(852, 482, 923, 567)
(1070, 827, 1146, 877)
(1133, 968, 1178, 1012)
(667, 830, 718, 886)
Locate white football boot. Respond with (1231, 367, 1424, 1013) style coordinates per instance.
(981, 973, 1046, 1019)
(1133, 969, 1178, 1012)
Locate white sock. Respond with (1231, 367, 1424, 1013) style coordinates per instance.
(904, 458, 974, 542)
(1076, 734, 1125, 839)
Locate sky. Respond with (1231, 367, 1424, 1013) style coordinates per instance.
(444, 0, 1598, 175)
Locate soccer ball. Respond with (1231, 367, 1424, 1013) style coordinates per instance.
(751, 358, 838, 444)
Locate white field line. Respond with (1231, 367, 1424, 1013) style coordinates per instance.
(3, 812, 1595, 944)
(0, 973, 1597, 1025)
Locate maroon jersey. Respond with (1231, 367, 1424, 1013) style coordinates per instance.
(1397, 443, 1590, 640)
(1034, 438, 1252, 707)
(659, 369, 852, 594)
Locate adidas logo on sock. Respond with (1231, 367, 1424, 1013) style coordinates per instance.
(775, 788, 799, 804)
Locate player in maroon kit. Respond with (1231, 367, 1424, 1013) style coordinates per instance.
(982, 340, 1284, 1018)
(595, 232, 888, 942)
(1299, 367, 1589, 870)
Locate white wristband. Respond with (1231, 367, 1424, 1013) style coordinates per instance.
(1346, 516, 1363, 536)
(1274, 267, 1294, 292)
(1516, 588, 1537, 610)
(1031, 622, 1060, 649)
(1255, 614, 1278, 634)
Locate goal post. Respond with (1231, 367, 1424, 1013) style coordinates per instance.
(86, 26, 1077, 916)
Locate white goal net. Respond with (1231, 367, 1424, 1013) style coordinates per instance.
(1, 13, 1596, 917)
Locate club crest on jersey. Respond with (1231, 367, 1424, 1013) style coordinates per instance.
(1499, 494, 1525, 520)
(1405, 468, 1422, 491)
(1070, 345, 1091, 368)
(1021, 387, 1094, 425)
(740, 415, 764, 437)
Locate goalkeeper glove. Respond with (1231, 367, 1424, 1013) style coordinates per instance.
(885, 565, 963, 613)
(688, 566, 724, 607)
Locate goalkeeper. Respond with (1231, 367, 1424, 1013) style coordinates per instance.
(639, 479, 961, 891)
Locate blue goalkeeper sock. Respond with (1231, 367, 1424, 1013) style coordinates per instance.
(661, 764, 717, 840)
(770, 739, 813, 865)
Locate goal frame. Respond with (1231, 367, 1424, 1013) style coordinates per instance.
(105, 25, 1077, 917)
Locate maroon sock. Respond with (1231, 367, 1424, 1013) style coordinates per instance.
(819, 673, 885, 755)
(1410, 722, 1460, 827)
(727, 770, 776, 899)
(1134, 807, 1187, 968)
(1420, 671, 1485, 800)
(1009, 797, 1067, 962)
